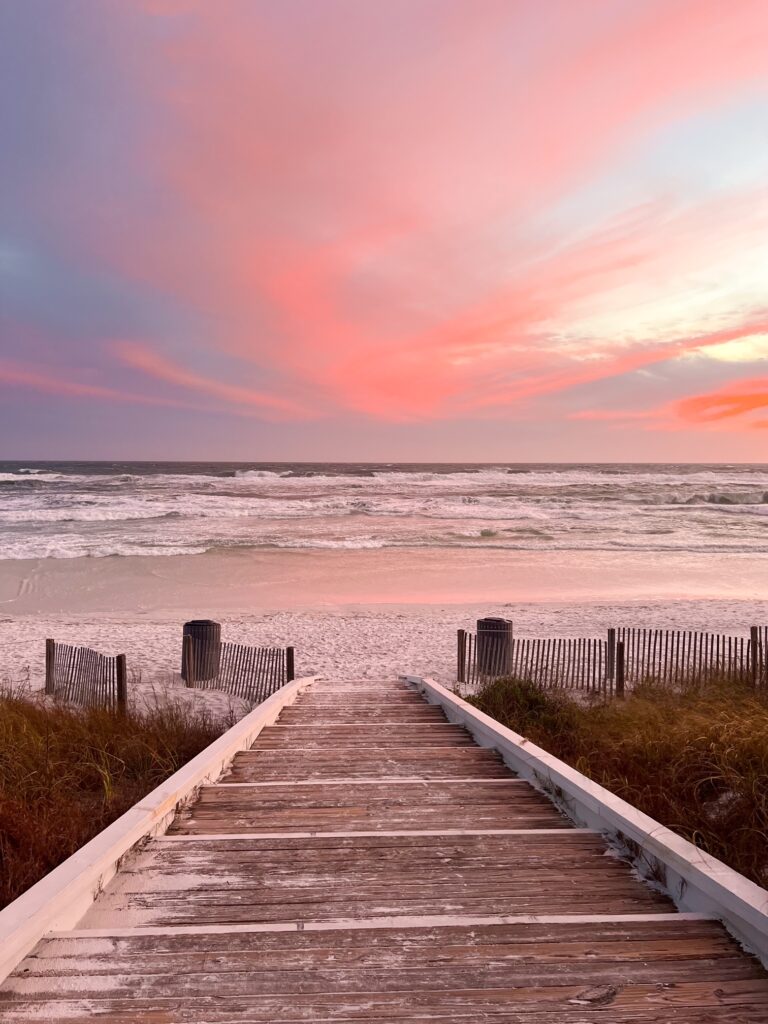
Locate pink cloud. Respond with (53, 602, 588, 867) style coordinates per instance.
(569, 319, 768, 432)
(0, 358, 189, 408)
(0, 347, 308, 423)
(113, 341, 312, 420)
(487, 312, 768, 410)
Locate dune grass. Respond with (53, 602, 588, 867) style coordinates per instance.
(469, 676, 768, 887)
(0, 685, 229, 910)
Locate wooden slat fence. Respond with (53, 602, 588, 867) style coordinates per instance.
(458, 625, 767, 695)
(458, 630, 609, 695)
(44, 639, 127, 710)
(185, 638, 295, 704)
(614, 627, 767, 687)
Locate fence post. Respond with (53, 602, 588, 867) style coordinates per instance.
(115, 654, 127, 712)
(750, 626, 759, 688)
(606, 629, 616, 683)
(286, 646, 295, 683)
(45, 639, 55, 695)
(616, 641, 625, 698)
(182, 634, 195, 688)
(457, 630, 467, 683)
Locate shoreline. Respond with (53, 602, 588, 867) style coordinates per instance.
(2, 546, 767, 616)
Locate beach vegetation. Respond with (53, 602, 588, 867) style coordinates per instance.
(0, 684, 230, 909)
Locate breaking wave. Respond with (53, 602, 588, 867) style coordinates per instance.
(1, 460, 767, 559)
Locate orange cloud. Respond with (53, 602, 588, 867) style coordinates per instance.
(677, 378, 768, 428)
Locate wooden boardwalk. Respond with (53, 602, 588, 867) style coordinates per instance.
(2, 679, 768, 1021)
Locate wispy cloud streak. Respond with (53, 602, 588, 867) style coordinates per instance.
(114, 342, 312, 419)
(678, 378, 768, 428)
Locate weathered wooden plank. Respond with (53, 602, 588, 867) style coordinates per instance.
(115, 832, 621, 865)
(250, 737, 478, 748)
(81, 824, 671, 927)
(196, 780, 536, 805)
(169, 780, 570, 831)
(262, 723, 466, 731)
(278, 711, 447, 723)
(236, 746, 500, 758)
(169, 809, 571, 833)
(26, 916, 731, 955)
(3, 979, 768, 1023)
(7, 955, 765, 1000)
(159, 828, 595, 841)
(220, 776, 523, 786)
(81, 896, 673, 930)
(229, 762, 509, 779)
(101, 867, 661, 899)
(19, 932, 743, 977)
(235, 746, 502, 761)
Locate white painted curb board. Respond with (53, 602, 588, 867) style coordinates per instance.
(403, 675, 768, 967)
(0, 676, 316, 984)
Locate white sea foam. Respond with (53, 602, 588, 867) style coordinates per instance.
(233, 469, 288, 479)
(0, 472, 70, 483)
(1, 462, 767, 560)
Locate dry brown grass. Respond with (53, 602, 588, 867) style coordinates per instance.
(469, 676, 768, 887)
(0, 684, 228, 909)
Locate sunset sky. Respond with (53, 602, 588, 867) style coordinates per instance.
(2, 0, 768, 461)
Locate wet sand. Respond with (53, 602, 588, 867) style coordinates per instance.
(1, 547, 767, 616)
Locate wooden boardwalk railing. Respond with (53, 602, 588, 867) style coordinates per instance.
(44, 639, 126, 710)
(2, 677, 768, 1021)
(184, 637, 295, 704)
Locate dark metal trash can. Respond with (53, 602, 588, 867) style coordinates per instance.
(182, 619, 221, 683)
(476, 617, 513, 677)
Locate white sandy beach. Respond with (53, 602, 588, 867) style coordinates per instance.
(1, 549, 766, 704)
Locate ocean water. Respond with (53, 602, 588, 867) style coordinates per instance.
(0, 461, 767, 561)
